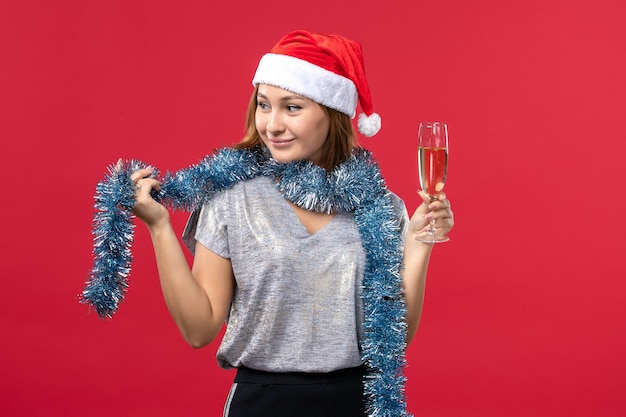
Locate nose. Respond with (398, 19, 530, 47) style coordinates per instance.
(266, 110, 285, 136)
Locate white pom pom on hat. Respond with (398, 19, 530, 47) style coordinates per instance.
(357, 113, 382, 137)
(252, 30, 381, 137)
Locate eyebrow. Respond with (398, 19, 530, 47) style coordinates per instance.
(256, 92, 307, 102)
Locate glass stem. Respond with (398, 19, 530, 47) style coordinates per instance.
(428, 218, 437, 237)
(428, 195, 439, 238)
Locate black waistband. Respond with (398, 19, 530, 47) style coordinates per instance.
(234, 364, 367, 385)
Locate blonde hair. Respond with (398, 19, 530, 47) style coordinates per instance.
(235, 86, 357, 172)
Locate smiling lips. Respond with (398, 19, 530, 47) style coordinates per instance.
(268, 138, 295, 147)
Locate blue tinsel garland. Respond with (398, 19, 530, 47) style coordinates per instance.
(82, 147, 411, 417)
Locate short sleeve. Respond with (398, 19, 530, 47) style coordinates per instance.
(181, 191, 231, 258)
(388, 192, 409, 240)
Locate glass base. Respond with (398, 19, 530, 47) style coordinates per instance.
(416, 215, 449, 243)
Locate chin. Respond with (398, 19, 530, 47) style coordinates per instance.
(267, 150, 300, 164)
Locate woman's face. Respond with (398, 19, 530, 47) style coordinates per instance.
(255, 84, 330, 166)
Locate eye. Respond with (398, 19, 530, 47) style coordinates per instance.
(286, 104, 301, 112)
(257, 101, 270, 110)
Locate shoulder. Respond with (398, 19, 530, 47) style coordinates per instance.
(387, 190, 407, 213)
(386, 190, 409, 232)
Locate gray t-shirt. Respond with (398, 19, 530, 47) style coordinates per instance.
(183, 175, 408, 373)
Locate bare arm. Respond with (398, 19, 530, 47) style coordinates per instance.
(132, 168, 234, 348)
(402, 237, 433, 346)
(402, 192, 454, 346)
(148, 222, 234, 348)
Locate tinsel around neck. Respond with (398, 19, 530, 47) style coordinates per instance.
(81, 146, 411, 417)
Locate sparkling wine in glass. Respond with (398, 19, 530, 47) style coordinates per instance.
(417, 122, 449, 243)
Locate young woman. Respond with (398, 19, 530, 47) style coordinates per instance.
(130, 30, 453, 417)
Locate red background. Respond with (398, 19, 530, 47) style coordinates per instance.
(1, 1, 625, 416)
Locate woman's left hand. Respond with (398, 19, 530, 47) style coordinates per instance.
(408, 191, 454, 243)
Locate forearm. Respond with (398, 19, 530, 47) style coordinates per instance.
(148, 222, 220, 347)
(402, 236, 433, 346)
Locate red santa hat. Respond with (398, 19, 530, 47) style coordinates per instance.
(252, 30, 381, 137)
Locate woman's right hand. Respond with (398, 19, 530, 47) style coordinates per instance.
(130, 168, 170, 228)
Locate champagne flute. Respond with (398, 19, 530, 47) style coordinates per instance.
(416, 122, 449, 243)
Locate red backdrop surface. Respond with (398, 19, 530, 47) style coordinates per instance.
(1, 1, 625, 416)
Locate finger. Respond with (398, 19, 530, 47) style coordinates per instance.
(428, 196, 452, 211)
(427, 205, 453, 221)
(130, 168, 155, 183)
(135, 177, 161, 195)
(432, 211, 454, 230)
(134, 179, 145, 195)
(134, 181, 151, 203)
(130, 169, 154, 182)
(417, 190, 431, 204)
